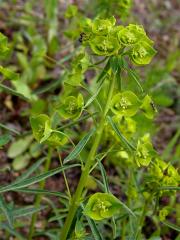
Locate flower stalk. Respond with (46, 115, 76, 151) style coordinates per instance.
(60, 71, 116, 240)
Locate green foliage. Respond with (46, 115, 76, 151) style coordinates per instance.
(0, 1, 179, 240)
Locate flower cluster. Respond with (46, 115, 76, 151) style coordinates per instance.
(82, 18, 156, 65)
(84, 193, 122, 220)
(149, 158, 179, 194)
(111, 91, 157, 119)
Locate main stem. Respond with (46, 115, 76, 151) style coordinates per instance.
(60, 73, 116, 240)
(28, 148, 52, 240)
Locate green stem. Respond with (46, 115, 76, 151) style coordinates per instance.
(57, 149, 71, 199)
(60, 73, 116, 240)
(28, 148, 53, 240)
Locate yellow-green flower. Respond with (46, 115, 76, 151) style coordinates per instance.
(111, 91, 141, 117)
(130, 41, 157, 65)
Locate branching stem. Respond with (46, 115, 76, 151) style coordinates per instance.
(60, 71, 116, 240)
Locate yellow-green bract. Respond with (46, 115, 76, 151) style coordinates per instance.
(130, 41, 157, 65)
(83, 192, 122, 220)
(58, 93, 84, 120)
(30, 114, 68, 146)
(111, 91, 141, 117)
(140, 95, 157, 119)
(135, 134, 156, 167)
(90, 36, 121, 56)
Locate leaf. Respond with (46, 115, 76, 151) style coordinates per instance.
(140, 95, 157, 119)
(14, 157, 45, 184)
(84, 83, 103, 109)
(162, 129, 180, 160)
(0, 123, 20, 135)
(107, 116, 136, 152)
(12, 153, 31, 171)
(96, 59, 110, 83)
(0, 195, 13, 227)
(14, 188, 68, 199)
(0, 83, 30, 102)
(64, 128, 96, 163)
(0, 134, 11, 148)
(0, 163, 80, 193)
(81, 204, 104, 240)
(126, 68, 143, 93)
(12, 205, 47, 218)
(0, 223, 25, 240)
(158, 186, 180, 191)
(0, 66, 19, 81)
(162, 221, 180, 232)
(7, 135, 33, 158)
(97, 159, 109, 193)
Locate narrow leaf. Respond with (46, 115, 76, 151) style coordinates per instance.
(84, 84, 103, 109)
(0, 164, 80, 193)
(64, 128, 96, 163)
(97, 159, 109, 193)
(81, 204, 104, 240)
(14, 188, 68, 199)
(0, 195, 13, 227)
(0, 223, 25, 240)
(107, 116, 136, 151)
(0, 134, 11, 147)
(158, 186, 180, 191)
(14, 157, 46, 184)
(0, 83, 30, 102)
(0, 123, 20, 135)
(162, 221, 180, 232)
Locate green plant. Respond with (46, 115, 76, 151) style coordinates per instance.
(0, 2, 179, 240)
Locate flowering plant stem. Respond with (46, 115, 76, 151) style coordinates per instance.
(60, 69, 116, 240)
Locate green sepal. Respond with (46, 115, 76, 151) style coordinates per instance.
(111, 91, 141, 117)
(140, 95, 157, 119)
(83, 193, 121, 221)
(130, 41, 157, 65)
(58, 93, 84, 120)
(89, 36, 121, 56)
